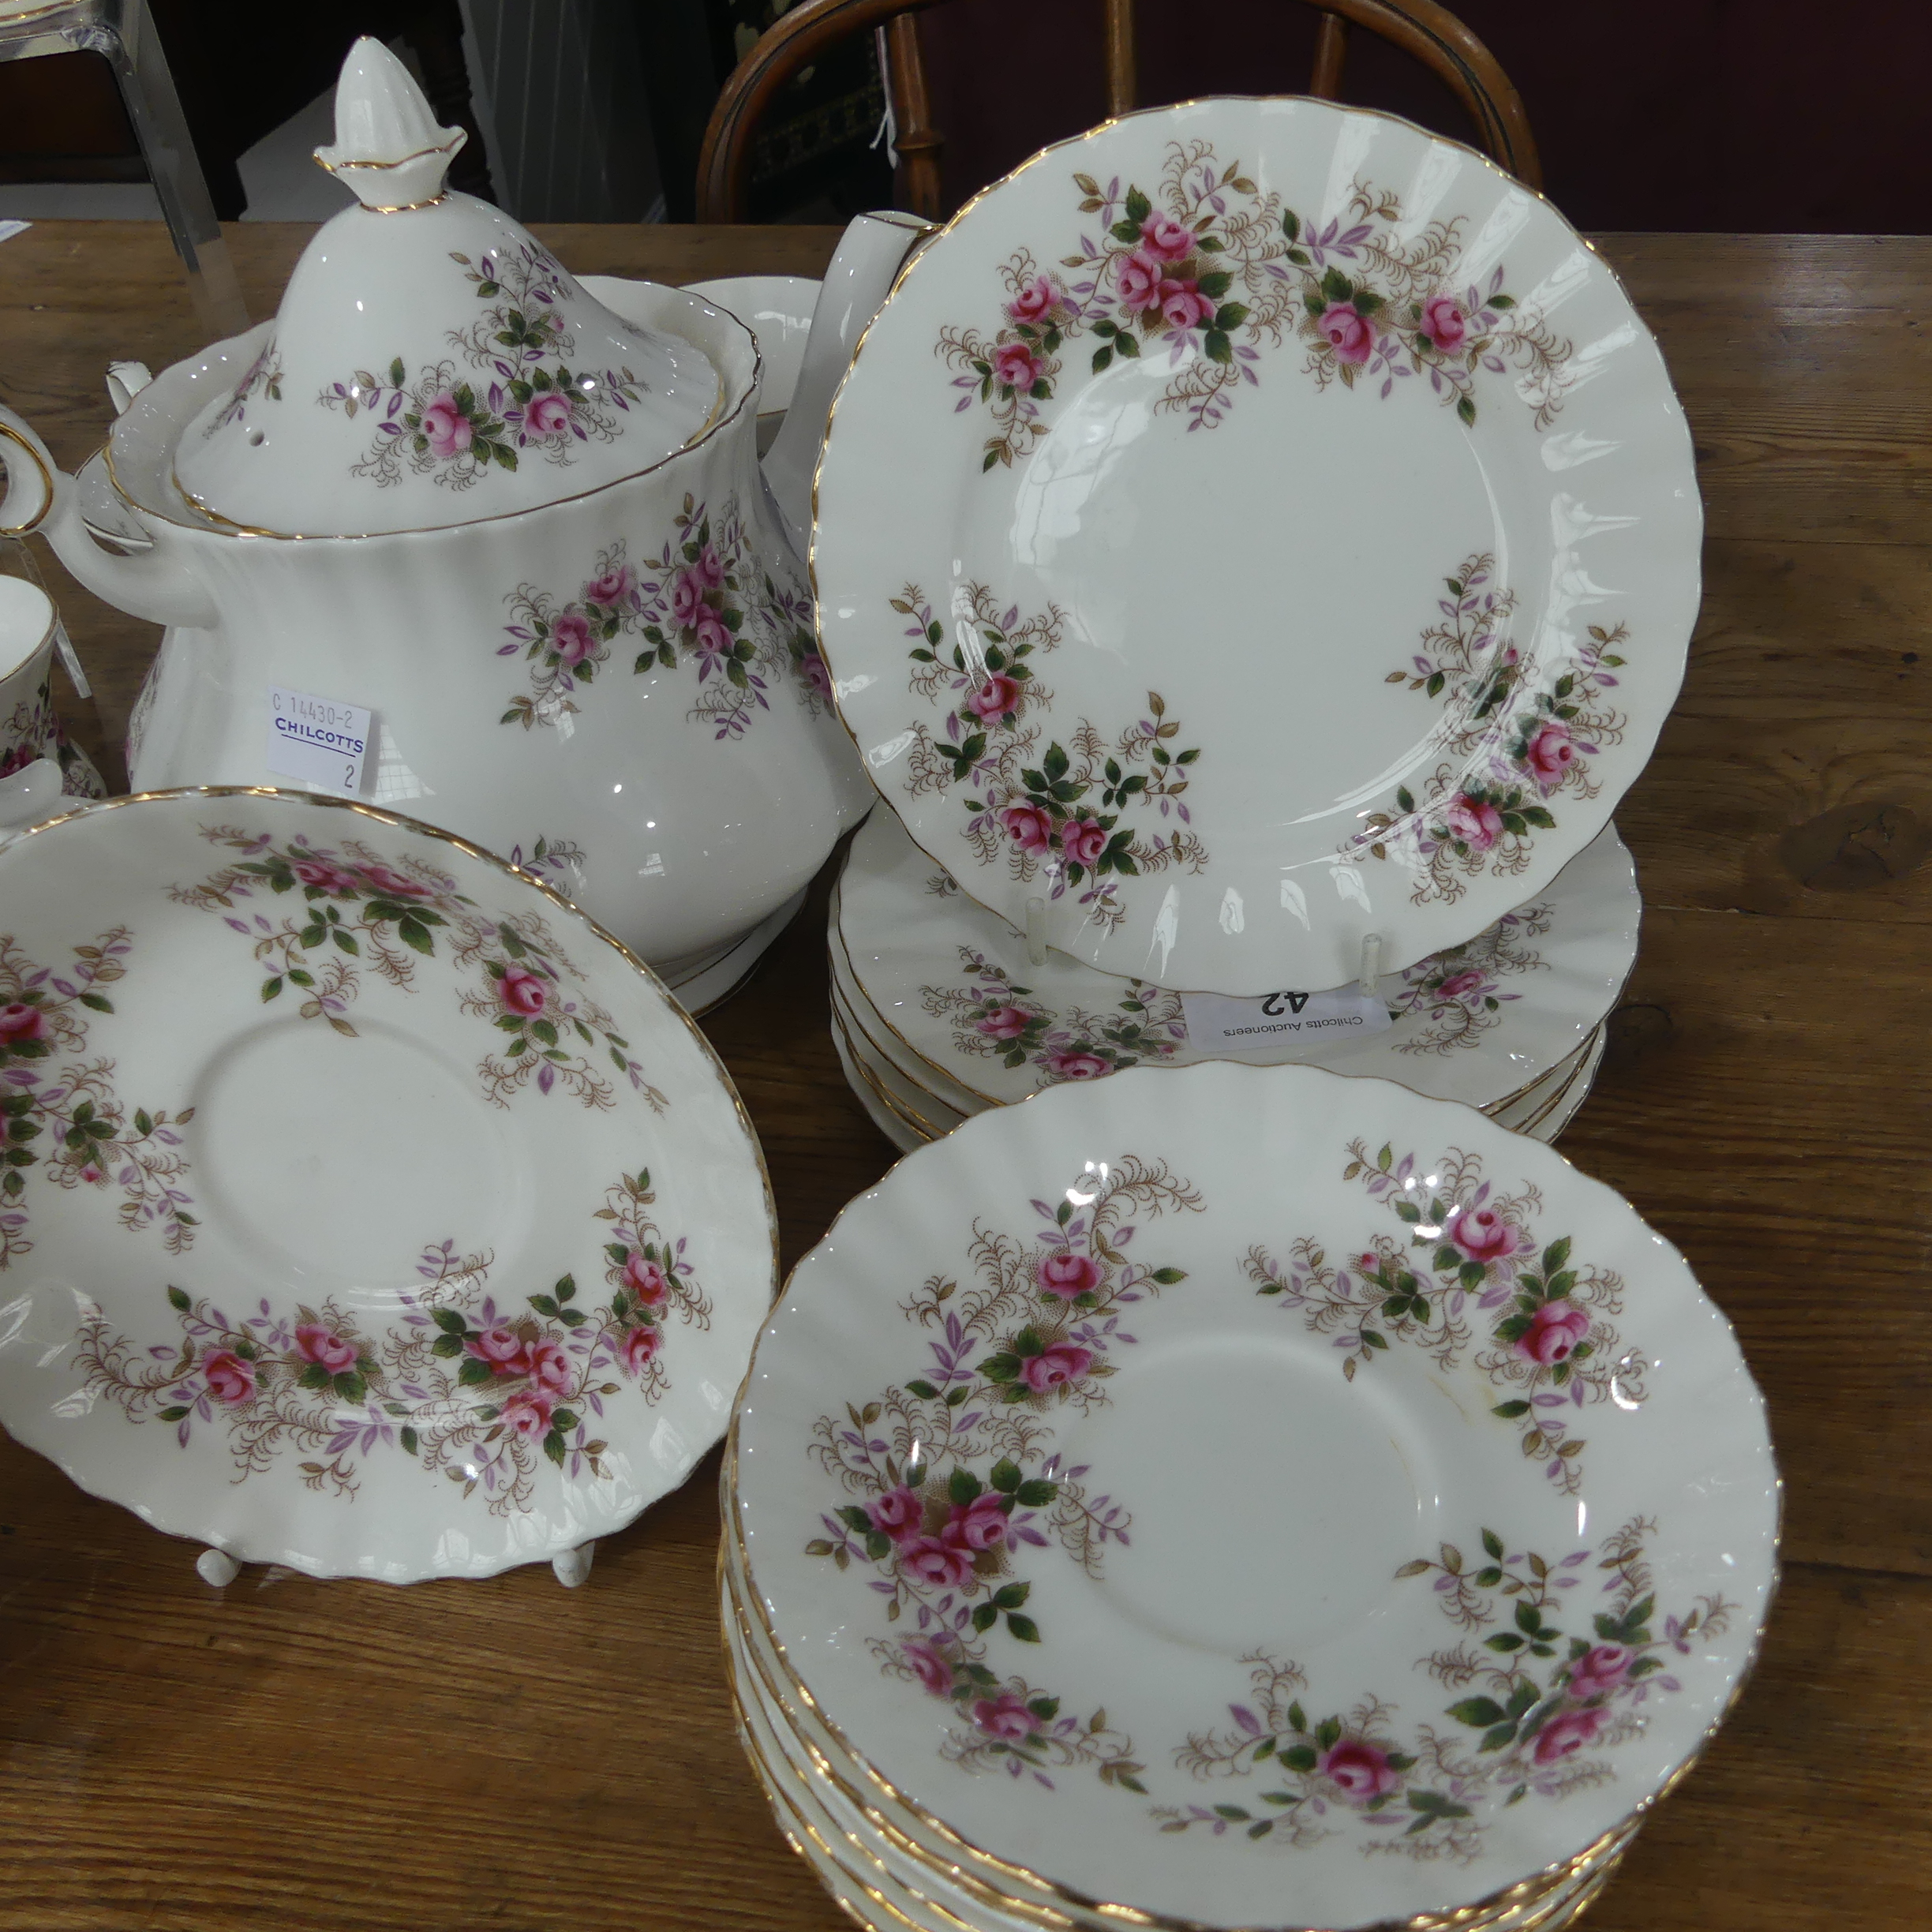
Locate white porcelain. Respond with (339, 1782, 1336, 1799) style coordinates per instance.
(0, 788, 776, 1582)
(836, 807, 1636, 1111)
(683, 275, 820, 436)
(816, 99, 1700, 995)
(724, 1568, 1637, 1932)
(730, 1060, 1776, 1930)
(0, 177, 927, 990)
(762, 212, 934, 559)
(0, 577, 103, 803)
(0, 277, 871, 978)
(173, 41, 717, 539)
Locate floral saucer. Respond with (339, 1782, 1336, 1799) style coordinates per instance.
(814, 99, 1698, 995)
(729, 1061, 1776, 1929)
(836, 808, 1635, 1111)
(0, 788, 774, 1582)
(723, 1548, 1639, 1932)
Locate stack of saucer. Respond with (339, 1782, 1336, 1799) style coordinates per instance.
(830, 809, 1631, 1154)
(722, 1062, 1778, 1932)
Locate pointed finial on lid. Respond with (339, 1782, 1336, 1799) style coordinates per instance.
(315, 36, 466, 210)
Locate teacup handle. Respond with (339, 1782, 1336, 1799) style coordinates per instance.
(0, 758, 69, 832)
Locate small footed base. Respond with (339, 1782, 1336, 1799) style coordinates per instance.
(197, 1547, 241, 1588)
(552, 1541, 597, 1588)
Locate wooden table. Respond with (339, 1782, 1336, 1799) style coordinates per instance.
(0, 222, 1926, 1931)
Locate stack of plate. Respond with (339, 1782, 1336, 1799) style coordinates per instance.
(811, 94, 1698, 1155)
(829, 810, 1630, 1154)
(723, 1061, 1778, 1932)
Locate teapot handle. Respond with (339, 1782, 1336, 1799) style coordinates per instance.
(762, 210, 934, 560)
(0, 405, 219, 630)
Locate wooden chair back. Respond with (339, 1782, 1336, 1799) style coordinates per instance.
(696, 0, 1541, 223)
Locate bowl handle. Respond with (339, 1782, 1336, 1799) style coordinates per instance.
(0, 405, 219, 630)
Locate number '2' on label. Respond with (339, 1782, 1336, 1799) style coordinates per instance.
(266, 686, 372, 798)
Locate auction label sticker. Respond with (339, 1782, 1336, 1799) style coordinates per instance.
(267, 687, 372, 796)
(1180, 985, 1393, 1056)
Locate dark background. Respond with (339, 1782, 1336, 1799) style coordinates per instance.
(1, 0, 1926, 230)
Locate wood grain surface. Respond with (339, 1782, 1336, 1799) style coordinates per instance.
(1, 223, 1928, 1931)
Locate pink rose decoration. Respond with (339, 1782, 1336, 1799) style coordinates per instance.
(421, 391, 472, 460)
(77, 1161, 106, 1185)
(584, 563, 636, 608)
(941, 1492, 1010, 1552)
(1320, 1738, 1402, 1803)
(1449, 1205, 1515, 1264)
(900, 1535, 976, 1589)
(1007, 275, 1058, 324)
(203, 1350, 256, 1406)
(692, 605, 734, 662)
(466, 1324, 534, 1377)
(1116, 249, 1164, 316)
(694, 542, 726, 591)
(1139, 212, 1196, 264)
(1422, 294, 1468, 353)
(1019, 1341, 1094, 1394)
(971, 1691, 1036, 1742)
(294, 1324, 357, 1376)
(500, 1389, 556, 1442)
(0, 1002, 47, 1046)
(1000, 803, 1055, 854)
(1318, 301, 1376, 366)
(1044, 1048, 1111, 1081)
(670, 567, 706, 628)
(526, 1339, 572, 1396)
(1159, 279, 1215, 332)
(800, 650, 833, 699)
(1532, 1705, 1603, 1765)
(290, 857, 362, 897)
(1058, 817, 1109, 867)
(1567, 1643, 1634, 1701)
(524, 391, 573, 438)
(498, 964, 548, 1017)
(624, 1251, 670, 1305)
(902, 1638, 953, 1696)
(1442, 793, 1504, 852)
(1518, 1299, 1591, 1366)
(965, 672, 1022, 722)
(619, 1325, 660, 1375)
(1436, 968, 1488, 1003)
(547, 609, 596, 668)
(993, 342, 1042, 394)
(1525, 721, 1576, 788)
(868, 1485, 927, 1544)
(975, 1005, 1034, 1042)
(360, 863, 429, 898)
(1035, 1252, 1102, 1301)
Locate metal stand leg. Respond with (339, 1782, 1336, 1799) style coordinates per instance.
(0, 2, 249, 339)
(95, 0, 249, 338)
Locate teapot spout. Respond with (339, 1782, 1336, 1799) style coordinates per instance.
(762, 210, 934, 563)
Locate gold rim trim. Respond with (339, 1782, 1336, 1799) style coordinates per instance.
(806, 96, 1695, 1000)
(826, 927, 980, 1116)
(0, 421, 55, 537)
(829, 993, 953, 1143)
(0, 781, 782, 1325)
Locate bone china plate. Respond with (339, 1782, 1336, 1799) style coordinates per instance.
(0, 789, 774, 1581)
(814, 98, 1699, 995)
(730, 1061, 1776, 1930)
(836, 806, 1637, 1111)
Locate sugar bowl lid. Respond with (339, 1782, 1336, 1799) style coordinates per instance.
(171, 39, 721, 537)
